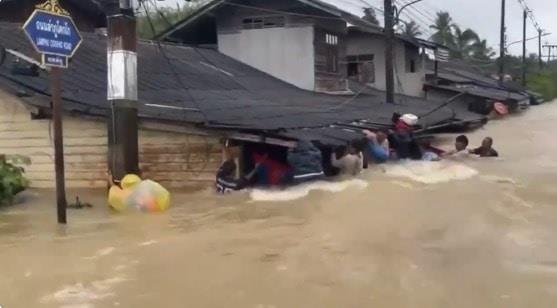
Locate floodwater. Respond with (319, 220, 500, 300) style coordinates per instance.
(2, 102, 557, 308)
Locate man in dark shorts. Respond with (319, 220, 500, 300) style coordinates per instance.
(469, 137, 499, 157)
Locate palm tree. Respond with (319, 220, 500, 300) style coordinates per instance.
(429, 11, 454, 47)
(363, 7, 380, 25)
(471, 39, 496, 61)
(451, 26, 479, 59)
(403, 21, 422, 38)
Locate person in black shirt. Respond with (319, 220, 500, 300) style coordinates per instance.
(215, 156, 266, 194)
(469, 137, 499, 157)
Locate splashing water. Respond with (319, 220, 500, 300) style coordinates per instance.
(384, 160, 479, 184)
(250, 179, 368, 202)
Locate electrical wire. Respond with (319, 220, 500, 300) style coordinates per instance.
(141, 1, 209, 123)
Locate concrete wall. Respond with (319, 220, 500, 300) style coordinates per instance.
(346, 33, 426, 98)
(217, 26, 316, 90)
(0, 90, 221, 189)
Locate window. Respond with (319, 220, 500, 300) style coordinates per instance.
(324, 33, 340, 73)
(409, 59, 416, 73)
(325, 33, 338, 45)
(405, 44, 420, 73)
(242, 16, 285, 30)
(347, 54, 375, 83)
(347, 62, 359, 77)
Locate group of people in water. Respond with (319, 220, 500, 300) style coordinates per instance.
(215, 113, 499, 194)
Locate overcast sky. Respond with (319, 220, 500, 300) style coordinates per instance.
(157, 0, 556, 56)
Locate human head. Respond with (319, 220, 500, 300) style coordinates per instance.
(376, 131, 388, 144)
(347, 142, 359, 155)
(392, 112, 401, 124)
(482, 137, 493, 149)
(455, 135, 469, 151)
(223, 139, 240, 161)
(220, 160, 237, 177)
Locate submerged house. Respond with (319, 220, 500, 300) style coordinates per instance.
(424, 60, 531, 114)
(0, 1, 483, 189)
(157, 0, 436, 98)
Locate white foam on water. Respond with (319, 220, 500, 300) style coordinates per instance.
(384, 161, 479, 184)
(83, 247, 116, 260)
(481, 175, 520, 185)
(41, 277, 128, 307)
(250, 179, 368, 202)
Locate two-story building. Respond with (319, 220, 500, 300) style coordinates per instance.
(157, 0, 431, 98)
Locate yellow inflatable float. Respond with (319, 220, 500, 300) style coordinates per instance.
(108, 174, 170, 213)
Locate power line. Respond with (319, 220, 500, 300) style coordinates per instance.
(395, 0, 437, 24)
(516, 0, 543, 32)
(140, 0, 209, 124)
(396, 8, 434, 37)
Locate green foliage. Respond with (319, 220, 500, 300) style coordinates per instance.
(0, 155, 30, 205)
(527, 69, 557, 101)
(430, 12, 454, 47)
(137, 2, 202, 39)
(403, 21, 422, 38)
(429, 11, 494, 61)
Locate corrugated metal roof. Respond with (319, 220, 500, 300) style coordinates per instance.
(0, 22, 482, 146)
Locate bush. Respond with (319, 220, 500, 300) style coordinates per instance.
(0, 154, 30, 205)
(527, 69, 557, 101)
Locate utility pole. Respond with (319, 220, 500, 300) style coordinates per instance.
(543, 45, 557, 63)
(538, 29, 543, 69)
(522, 9, 527, 87)
(106, 0, 139, 181)
(384, 0, 395, 104)
(498, 0, 506, 83)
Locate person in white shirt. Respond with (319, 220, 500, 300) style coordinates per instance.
(331, 143, 363, 176)
(441, 135, 470, 158)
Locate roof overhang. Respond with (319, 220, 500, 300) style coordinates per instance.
(157, 0, 383, 41)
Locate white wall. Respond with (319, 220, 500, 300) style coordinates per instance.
(218, 26, 315, 91)
(347, 34, 425, 98)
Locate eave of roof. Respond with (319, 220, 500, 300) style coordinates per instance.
(424, 83, 527, 102)
(157, 0, 383, 41)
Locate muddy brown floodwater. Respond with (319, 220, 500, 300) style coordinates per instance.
(2, 102, 557, 308)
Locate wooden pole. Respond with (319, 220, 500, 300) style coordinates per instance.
(384, 0, 395, 104)
(498, 0, 506, 83)
(522, 10, 527, 87)
(51, 67, 67, 224)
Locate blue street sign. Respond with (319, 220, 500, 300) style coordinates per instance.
(23, 10, 82, 58)
(43, 53, 68, 68)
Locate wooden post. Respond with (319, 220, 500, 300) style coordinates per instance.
(498, 0, 506, 83)
(522, 10, 527, 87)
(107, 0, 139, 181)
(51, 67, 67, 224)
(384, 0, 395, 104)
